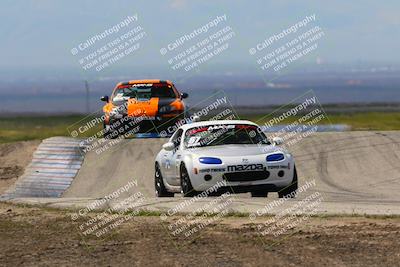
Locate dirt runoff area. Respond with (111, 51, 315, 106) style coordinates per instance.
(0, 202, 399, 267)
(0, 140, 40, 194)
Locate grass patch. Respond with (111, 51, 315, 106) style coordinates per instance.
(0, 112, 399, 144)
(0, 115, 101, 143)
(5, 201, 400, 219)
(241, 112, 400, 131)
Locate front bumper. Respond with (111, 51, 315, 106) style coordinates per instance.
(190, 161, 294, 192)
(106, 115, 182, 133)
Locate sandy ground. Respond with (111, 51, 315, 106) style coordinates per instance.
(1, 136, 400, 266)
(0, 202, 399, 267)
(0, 140, 40, 194)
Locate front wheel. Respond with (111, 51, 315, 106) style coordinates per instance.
(278, 165, 298, 198)
(180, 165, 198, 197)
(155, 163, 174, 197)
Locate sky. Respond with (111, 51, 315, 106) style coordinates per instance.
(1, 0, 400, 111)
(0, 0, 399, 71)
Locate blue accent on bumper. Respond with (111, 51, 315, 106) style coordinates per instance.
(199, 157, 223, 164)
(266, 153, 284, 162)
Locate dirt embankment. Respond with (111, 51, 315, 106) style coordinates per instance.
(0, 202, 399, 267)
(0, 141, 40, 194)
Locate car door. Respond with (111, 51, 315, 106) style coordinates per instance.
(162, 129, 183, 186)
(168, 129, 183, 186)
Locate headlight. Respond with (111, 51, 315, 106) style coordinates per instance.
(159, 105, 177, 113)
(159, 106, 170, 113)
(266, 153, 285, 162)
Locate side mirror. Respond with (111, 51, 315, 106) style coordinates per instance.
(162, 142, 175, 151)
(181, 92, 188, 99)
(272, 137, 283, 146)
(101, 95, 109, 102)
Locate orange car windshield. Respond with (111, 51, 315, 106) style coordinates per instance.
(113, 83, 176, 101)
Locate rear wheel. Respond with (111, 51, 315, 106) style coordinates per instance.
(278, 166, 298, 198)
(155, 163, 174, 197)
(180, 164, 197, 197)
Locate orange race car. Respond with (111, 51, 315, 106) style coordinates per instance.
(100, 79, 188, 138)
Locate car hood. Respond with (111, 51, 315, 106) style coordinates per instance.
(113, 97, 176, 106)
(111, 97, 178, 116)
(187, 144, 286, 157)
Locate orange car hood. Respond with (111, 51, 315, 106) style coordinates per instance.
(126, 98, 159, 117)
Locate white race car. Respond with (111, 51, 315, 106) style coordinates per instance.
(155, 120, 298, 197)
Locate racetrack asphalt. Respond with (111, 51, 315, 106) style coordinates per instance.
(5, 131, 400, 215)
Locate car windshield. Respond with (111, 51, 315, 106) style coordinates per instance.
(184, 124, 270, 148)
(112, 83, 176, 101)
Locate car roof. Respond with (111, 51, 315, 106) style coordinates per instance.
(180, 120, 259, 131)
(116, 79, 173, 86)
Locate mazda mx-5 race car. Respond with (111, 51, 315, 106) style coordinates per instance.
(155, 120, 298, 198)
(100, 79, 188, 138)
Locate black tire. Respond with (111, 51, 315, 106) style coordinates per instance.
(155, 163, 174, 197)
(278, 165, 298, 198)
(180, 164, 197, 197)
(251, 191, 268, 197)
